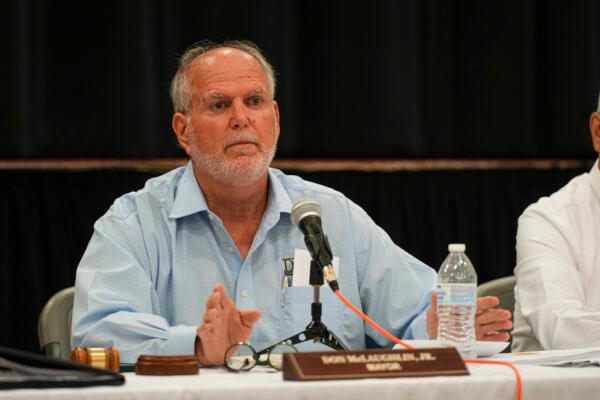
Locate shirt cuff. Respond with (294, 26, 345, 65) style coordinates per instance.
(163, 325, 198, 355)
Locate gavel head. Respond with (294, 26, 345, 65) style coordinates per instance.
(71, 347, 120, 373)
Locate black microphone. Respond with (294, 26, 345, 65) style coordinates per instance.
(291, 197, 339, 291)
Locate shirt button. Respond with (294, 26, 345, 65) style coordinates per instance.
(226, 246, 233, 253)
(208, 214, 214, 220)
(241, 290, 249, 298)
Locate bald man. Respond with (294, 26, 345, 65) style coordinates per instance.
(72, 40, 511, 365)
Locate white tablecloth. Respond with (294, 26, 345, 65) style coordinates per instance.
(3, 361, 600, 400)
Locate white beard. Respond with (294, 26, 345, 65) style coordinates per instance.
(189, 131, 277, 187)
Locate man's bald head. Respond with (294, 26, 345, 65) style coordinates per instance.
(170, 40, 276, 113)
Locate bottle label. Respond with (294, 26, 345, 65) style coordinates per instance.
(437, 283, 476, 305)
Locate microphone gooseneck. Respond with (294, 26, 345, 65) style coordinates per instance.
(291, 197, 339, 291)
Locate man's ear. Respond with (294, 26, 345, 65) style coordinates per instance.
(589, 112, 600, 153)
(172, 112, 192, 155)
(272, 100, 281, 140)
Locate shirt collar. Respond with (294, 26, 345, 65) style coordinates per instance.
(169, 163, 292, 219)
(169, 161, 209, 219)
(590, 159, 600, 205)
(266, 168, 293, 217)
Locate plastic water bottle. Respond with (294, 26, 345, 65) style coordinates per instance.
(436, 243, 477, 359)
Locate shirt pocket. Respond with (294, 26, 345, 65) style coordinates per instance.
(280, 286, 345, 350)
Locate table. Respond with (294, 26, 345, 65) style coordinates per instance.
(2, 359, 600, 400)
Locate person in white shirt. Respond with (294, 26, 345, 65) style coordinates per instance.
(513, 95, 600, 351)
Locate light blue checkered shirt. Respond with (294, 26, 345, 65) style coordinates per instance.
(72, 162, 436, 363)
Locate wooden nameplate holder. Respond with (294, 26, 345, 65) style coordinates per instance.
(135, 355, 199, 375)
(283, 347, 468, 381)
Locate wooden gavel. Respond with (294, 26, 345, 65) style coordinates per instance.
(71, 347, 120, 372)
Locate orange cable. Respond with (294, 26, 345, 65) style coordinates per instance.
(334, 289, 415, 349)
(464, 359, 522, 400)
(335, 289, 522, 400)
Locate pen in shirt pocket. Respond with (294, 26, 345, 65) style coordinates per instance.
(281, 257, 294, 306)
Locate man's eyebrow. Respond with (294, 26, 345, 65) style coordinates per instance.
(202, 93, 229, 103)
(202, 88, 266, 103)
(247, 88, 266, 96)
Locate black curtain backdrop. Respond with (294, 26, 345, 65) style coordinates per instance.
(0, 166, 588, 353)
(2, 0, 600, 159)
(2, 0, 600, 353)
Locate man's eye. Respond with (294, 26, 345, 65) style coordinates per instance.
(211, 102, 227, 110)
(247, 97, 264, 107)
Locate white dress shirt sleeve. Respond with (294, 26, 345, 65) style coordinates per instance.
(515, 204, 600, 349)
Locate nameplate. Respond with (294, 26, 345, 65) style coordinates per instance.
(282, 347, 468, 381)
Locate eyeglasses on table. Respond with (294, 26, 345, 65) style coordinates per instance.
(224, 341, 298, 371)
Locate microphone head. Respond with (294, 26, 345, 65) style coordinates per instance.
(291, 197, 321, 225)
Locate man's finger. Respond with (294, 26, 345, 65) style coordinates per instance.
(476, 308, 511, 325)
(477, 320, 513, 334)
(426, 292, 438, 339)
(239, 309, 262, 328)
(478, 332, 511, 342)
(205, 290, 222, 311)
(218, 289, 236, 310)
(203, 308, 218, 323)
(476, 296, 500, 312)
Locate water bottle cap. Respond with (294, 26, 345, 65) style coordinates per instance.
(448, 243, 466, 252)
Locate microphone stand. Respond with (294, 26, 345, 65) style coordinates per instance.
(275, 260, 348, 351)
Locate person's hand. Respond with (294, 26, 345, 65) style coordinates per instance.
(195, 284, 262, 365)
(427, 293, 512, 341)
(474, 296, 512, 341)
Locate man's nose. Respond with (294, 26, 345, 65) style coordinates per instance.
(229, 99, 250, 129)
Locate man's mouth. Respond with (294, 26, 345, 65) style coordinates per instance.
(226, 141, 259, 150)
